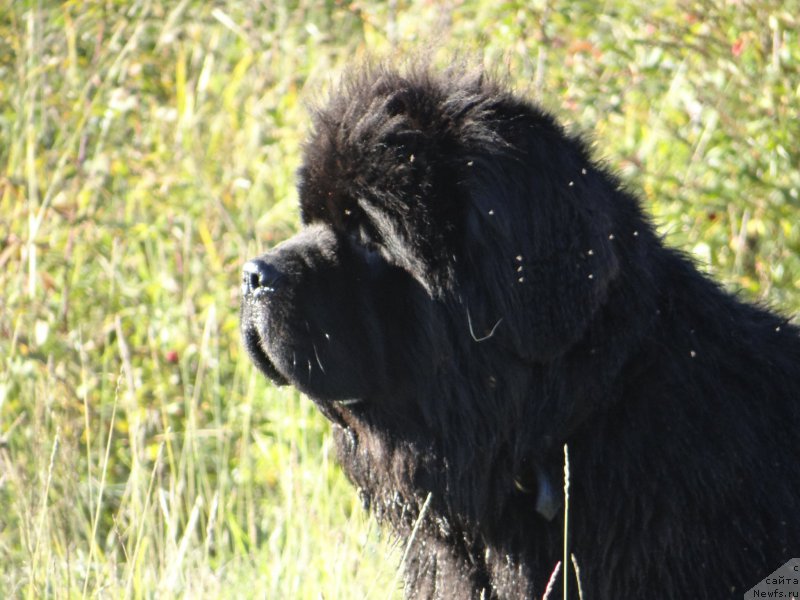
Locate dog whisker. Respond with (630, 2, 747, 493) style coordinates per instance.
(312, 342, 325, 374)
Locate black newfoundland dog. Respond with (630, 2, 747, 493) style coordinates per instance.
(240, 65, 800, 599)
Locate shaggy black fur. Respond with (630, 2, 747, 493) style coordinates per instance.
(240, 65, 800, 599)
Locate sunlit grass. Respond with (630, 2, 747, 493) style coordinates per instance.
(1, 1, 797, 598)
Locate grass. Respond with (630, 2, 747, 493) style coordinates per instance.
(1, 1, 798, 598)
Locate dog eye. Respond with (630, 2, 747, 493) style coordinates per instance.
(358, 236, 381, 257)
(352, 224, 381, 251)
(344, 226, 379, 255)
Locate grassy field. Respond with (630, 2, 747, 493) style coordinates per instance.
(1, 1, 798, 598)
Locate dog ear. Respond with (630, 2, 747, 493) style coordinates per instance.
(459, 148, 621, 362)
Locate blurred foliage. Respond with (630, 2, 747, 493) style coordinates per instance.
(0, 0, 797, 598)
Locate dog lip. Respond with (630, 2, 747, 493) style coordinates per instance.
(242, 326, 289, 386)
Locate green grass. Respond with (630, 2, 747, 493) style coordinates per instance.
(1, 1, 798, 598)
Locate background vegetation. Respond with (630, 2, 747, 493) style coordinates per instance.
(1, 0, 798, 597)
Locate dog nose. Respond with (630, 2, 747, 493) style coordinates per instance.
(242, 259, 283, 296)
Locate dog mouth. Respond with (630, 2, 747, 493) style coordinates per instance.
(242, 325, 366, 409)
(242, 326, 289, 386)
